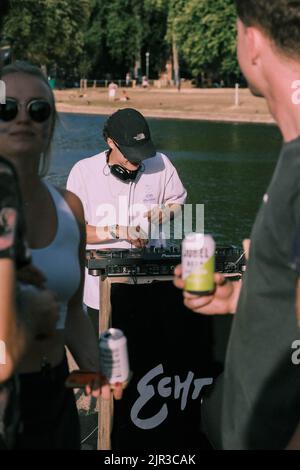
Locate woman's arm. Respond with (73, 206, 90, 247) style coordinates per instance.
(62, 190, 122, 399)
(63, 190, 101, 370)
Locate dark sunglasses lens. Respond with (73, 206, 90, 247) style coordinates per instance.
(0, 100, 18, 122)
(29, 101, 51, 123)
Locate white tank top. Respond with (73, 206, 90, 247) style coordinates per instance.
(31, 182, 81, 328)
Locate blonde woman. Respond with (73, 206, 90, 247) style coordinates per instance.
(0, 62, 121, 449)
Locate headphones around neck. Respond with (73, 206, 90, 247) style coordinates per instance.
(109, 164, 140, 182)
(105, 150, 141, 182)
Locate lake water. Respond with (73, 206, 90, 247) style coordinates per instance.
(50, 113, 282, 245)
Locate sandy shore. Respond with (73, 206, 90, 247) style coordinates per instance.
(55, 87, 275, 125)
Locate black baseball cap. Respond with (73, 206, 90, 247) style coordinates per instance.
(106, 108, 156, 163)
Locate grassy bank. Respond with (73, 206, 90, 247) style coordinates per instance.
(55, 87, 275, 125)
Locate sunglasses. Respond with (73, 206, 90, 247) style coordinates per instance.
(0, 98, 52, 123)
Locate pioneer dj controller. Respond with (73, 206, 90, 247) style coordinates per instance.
(86, 246, 246, 277)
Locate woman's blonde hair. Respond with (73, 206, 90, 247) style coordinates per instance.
(0, 60, 57, 176)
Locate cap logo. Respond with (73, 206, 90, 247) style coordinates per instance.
(133, 133, 146, 141)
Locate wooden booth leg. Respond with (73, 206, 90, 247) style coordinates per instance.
(96, 275, 163, 450)
(98, 277, 113, 450)
(98, 396, 114, 450)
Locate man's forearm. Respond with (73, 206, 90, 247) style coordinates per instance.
(86, 224, 112, 244)
(86, 224, 139, 245)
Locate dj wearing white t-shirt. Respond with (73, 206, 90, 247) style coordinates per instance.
(67, 108, 187, 322)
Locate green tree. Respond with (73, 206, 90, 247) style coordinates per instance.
(0, 0, 10, 30)
(169, 0, 239, 83)
(84, 0, 169, 79)
(2, 0, 240, 83)
(2, 0, 91, 76)
(166, 0, 185, 86)
(0, 0, 10, 45)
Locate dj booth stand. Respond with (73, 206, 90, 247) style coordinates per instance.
(98, 274, 174, 450)
(86, 247, 245, 451)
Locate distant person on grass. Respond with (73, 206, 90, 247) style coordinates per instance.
(108, 81, 118, 101)
(120, 90, 130, 102)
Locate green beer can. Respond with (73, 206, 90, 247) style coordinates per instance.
(182, 233, 215, 295)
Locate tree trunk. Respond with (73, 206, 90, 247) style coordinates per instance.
(172, 33, 180, 89)
(41, 64, 48, 78)
(134, 53, 141, 81)
(133, 7, 142, 82)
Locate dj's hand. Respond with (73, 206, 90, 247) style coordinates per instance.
(144, 204, 181, 225)
(119, 225, 148, 249)
(144, 206, 168, 225)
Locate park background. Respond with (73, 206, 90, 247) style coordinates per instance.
(0, 0, 282, 450)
